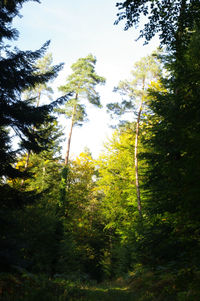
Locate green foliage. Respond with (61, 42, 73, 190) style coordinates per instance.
(107, 52, 161, 121)
(17, 207, 63, 275)
(0, 273, 72, 301)
(23, 53, 54, 104)
(59, 166, 69, 205)
(0, 0, 39, 42)
(1, 1, 200, 299)
(57, 53, 105, 166)
(1, 270, 200, 300)
(0, 0, 65, 184)
(115, 0, 200, 49)
(58, 54, 105, 126)
(59, 54, 105, 106)
(0, 0, 67, 273)
(0, 273, 137, 301)
(98, 127, 137, 230)
(60, 152, 108, 281)
(97, 125, 148, 277)
(140, 26, 200, 266)
(113, 3, 200, 297)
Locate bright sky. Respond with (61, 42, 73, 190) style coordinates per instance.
(13, 0, 159, 159)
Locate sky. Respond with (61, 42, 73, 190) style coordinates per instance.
(13, 0, 159, 159)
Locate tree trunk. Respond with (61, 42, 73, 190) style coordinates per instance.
(134, 80, 145, 218)
(65, 103, 77, 165)
(135, 100, 142, 218)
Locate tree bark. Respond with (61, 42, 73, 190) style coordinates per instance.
(135, 101, 142, 218)
(65, 102, 77, 166)
(134, 80, 145, 218)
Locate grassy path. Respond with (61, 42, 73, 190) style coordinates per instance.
(68, 282, 137, 301)
(1, 273, 138, 301)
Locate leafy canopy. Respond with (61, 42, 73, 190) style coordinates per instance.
(115, 0, 200, 48)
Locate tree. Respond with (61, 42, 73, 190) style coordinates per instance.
(14, 121, 63, 194)
(8, 119, 66, 276)
(0, 0, 67, 271)
(58, 54, 106, 165)
(58, 151, 107, 280)
(20, 52, 58, 185)
(24, 52, 54, 106)
(97, 125, 148, 277)
(107, 53, 160, 217)
(142, 26, 200, 240)
(98, 126, 136, 231)
(0, 1, 38, 42)
(115, 0, 200, 52)
(115, 1, 200, 271)
(0, 2, 66, 186)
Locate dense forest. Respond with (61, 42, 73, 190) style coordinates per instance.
(1, 1, 200, 300)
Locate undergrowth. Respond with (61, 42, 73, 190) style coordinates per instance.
(1, 266, 200, 301)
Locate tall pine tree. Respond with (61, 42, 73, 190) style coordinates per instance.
(0, 0, 67, 205)
(0, 0, 67, 272)
(58, 54, 105, 165)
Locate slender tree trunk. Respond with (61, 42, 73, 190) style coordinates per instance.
(135, 101, 142, 218)
(65, 102, 77, 165)
(134, 80, 145, 218)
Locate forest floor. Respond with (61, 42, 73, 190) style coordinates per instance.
(1, 271, 200, 300)
(67, 281, 138, 300)
(0, 274, 139, 301)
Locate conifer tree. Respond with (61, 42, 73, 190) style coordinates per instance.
(21, 52, 58, 185)
(0, 0, 67, 271)
(115, 0, 200, 270)
(58, 54, 106, 165)
(140, 28, 200, 265)
(0, 0, 66, 197)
